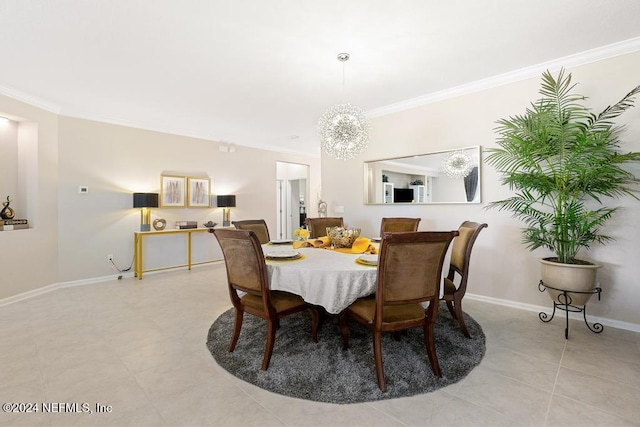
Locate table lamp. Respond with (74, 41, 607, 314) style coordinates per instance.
(133, 192, 159, 231)
(217, 195, 236, 226)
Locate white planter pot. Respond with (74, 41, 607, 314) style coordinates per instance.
(539, 258, 601, 306)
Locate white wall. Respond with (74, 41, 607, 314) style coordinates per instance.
(321, 51, 640, 326)
(0, 119, 18, 201)
(0, 95, 59, 299)
(0, 107, 320, 298)
(56, 116, 320, 282)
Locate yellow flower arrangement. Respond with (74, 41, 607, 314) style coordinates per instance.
(294, 227, 310, 240)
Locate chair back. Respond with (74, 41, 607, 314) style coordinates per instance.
(448, 221, 488, 292)
(379, 217, 421, 235)
(213, 228, 270, 305)
(232, 219, 271, 244)
(304, 217, 344, 238)
(377, 231, 457, 306)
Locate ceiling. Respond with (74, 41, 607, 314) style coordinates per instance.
(1, 1, 640, 155)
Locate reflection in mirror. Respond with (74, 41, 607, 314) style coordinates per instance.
(364, 146, 481, 204)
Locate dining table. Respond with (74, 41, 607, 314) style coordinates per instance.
(262, 239, 379, 314)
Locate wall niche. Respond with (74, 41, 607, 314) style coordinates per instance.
(0, 115, 38, 228)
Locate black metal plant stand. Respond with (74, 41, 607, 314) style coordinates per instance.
(538, 280, 604, 339)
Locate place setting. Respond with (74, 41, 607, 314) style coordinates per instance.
(355, 253, 378, 267)
(267, 239, 294, 245)
(264, 249, 304, 261)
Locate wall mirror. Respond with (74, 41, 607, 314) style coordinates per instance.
(364, 146, 481, 204)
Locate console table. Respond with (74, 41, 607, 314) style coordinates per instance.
(133, 228, 219, 279)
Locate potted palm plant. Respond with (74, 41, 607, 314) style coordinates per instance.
(486, 69, 640, 305)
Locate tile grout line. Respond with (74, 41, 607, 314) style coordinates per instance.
(238, 382, 287, 425)
(363, 401, 411, 427)
(34, 316, 53, 427)
(543, 337, 568, 426)
(104, 283, 171, 426)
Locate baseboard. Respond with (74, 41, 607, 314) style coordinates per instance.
(0, 261, 224, 307)
(0, 273, 124, 307)
(466, 293, 640, 333)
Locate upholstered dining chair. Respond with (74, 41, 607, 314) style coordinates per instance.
(379, 217, 421, 235)
(212, 228, 319, 370)
(232, 219, 271, 244)
(304, 217, 344, 238)
(441, 221, 488, 338)
(339, 230, 458, 392)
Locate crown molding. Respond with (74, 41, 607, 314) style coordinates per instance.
(367, 36, 640, 118)
(3, 36, 640, 151)
(0, 84, 61, 114)
(59, 111, 321, 158)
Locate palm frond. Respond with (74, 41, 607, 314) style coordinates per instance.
(486, 68, 640, 263)
(589, 85, 640, 130)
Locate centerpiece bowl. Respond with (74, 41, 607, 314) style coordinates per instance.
(326, 226, 361, 248)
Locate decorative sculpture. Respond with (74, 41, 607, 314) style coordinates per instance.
(318, 199, 327, 218)
(0, 196, 15, 220)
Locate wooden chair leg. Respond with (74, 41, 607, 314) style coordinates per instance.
(373, 331, 386, 392)
(454, 297, 470, 338)
(423, 323, 442, 378)
(308, 307, 320, 343)
(338, 312, 350, 350)
(261, 319, 277, 370)
(228, 309, 243, 352)
(446, 300, 456, 319)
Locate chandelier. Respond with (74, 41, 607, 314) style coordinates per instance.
(317, 53, 370, 160)
(442, 150, 473, 179)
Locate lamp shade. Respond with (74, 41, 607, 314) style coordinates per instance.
(216, 195, 236, 208)
(133, 193, 159, 208)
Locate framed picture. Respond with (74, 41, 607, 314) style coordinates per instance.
(188, 177, 211, 208)
(160, 175, 186, 208)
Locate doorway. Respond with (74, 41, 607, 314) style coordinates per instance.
(276, 162, 309, 240)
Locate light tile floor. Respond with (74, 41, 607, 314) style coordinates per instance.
(1, 264, 639, 426)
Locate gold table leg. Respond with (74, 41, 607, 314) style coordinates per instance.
(188, 231, 193, 270)
(134, 232, 144, 279)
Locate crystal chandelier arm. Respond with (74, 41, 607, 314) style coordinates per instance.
(318, 53, 369, 160)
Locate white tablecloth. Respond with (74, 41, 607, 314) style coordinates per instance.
(264, 245, 378, 314)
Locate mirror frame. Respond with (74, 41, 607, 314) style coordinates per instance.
(363, 146, 481, 205)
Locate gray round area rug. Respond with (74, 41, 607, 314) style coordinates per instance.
(206, 303, 485, 404)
